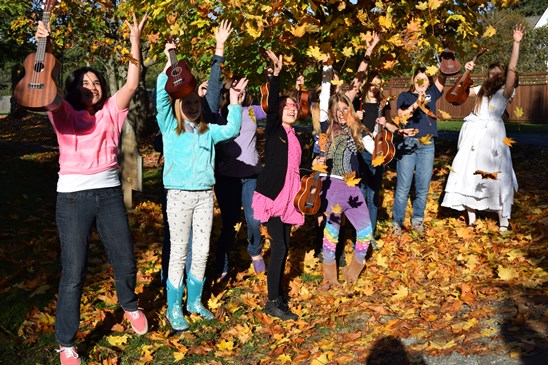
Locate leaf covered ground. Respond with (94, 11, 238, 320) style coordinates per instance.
(0, 114, 547, 364)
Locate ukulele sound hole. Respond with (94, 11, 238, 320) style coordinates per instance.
(171, 67, 182, 77)
(33, 62, 45, 73)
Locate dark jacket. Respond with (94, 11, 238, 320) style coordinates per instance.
(255, 76, 289, 200)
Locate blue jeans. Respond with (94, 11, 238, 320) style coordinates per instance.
(359, 150, 385, 235)
(215, 175, 262, 275)
(55, 187, 138, 346)
(392, 138, 435, 226)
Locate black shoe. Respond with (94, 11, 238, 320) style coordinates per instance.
(265, 297, 298, 320)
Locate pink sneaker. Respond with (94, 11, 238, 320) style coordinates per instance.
(57, 346, 80, 365)
(124, 309, 148, 335)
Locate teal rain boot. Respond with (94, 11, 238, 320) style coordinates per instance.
(186, 272, 214, 320)
(166, 280, 189, 331)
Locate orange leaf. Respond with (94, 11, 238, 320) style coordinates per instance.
(392, 114, 410, 127)
(343, 171, 361, 187)
(259, 225, 271, 240)
(503, 137, 516, 147)
(438, 109, 451, 120)
(312, 162, 328, 173)
(371, 155, 385, 167)
(459, 282, 475, 305)
(473, 170, 500, 180)
(418, 134, 433, 145)
(330, 203, 342, 214)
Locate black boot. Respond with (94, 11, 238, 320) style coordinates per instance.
(265, 297, 298, 320)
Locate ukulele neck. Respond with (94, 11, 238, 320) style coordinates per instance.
(168, 49, 178, 67)
(36, 11, 51, 63)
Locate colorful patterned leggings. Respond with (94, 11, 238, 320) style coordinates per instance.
(321, 178, 372, 264)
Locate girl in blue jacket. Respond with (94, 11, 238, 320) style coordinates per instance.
(155, 22, 248, 331)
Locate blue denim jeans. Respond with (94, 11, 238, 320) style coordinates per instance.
(359, 150, 385, 235)
(215, 175, 262, 275)
(55, 187, 138, 346)
(392, 138, 435, 226)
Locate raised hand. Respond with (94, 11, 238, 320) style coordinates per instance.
(125, 13, 148, 45)
(513, 24, 525, 43)
(366, 31, 380, 52)
(464, 61, 475, 72)
(229, 78, 249, 105)
(295, 75, 304, 91)
(265, 50, 283, 76)
(215, 20, 233, 48)
(198, 81, 208, 97)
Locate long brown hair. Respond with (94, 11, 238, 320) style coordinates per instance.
(473, 62, 519, 114)
(327, 93, 365, 152)
(363, 72, 384, 103)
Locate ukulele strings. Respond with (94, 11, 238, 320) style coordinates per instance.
(32, 10, 51, 87)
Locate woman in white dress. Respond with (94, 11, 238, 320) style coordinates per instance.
(442, 24, 525, 231)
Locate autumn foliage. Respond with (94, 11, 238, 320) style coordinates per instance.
(1, 114, 547, 364)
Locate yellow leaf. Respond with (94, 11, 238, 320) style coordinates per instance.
(497, 265, 517, 281)
(428, 0, 443, 10)
(343, 171, 362, 187)
(514, 106, 524, 118)
(418, 134, 433, 145)
(341, 46, 354, 57)
(425, 65, 439, 76)
(330, 203, 342, 214)
(438, 109, 451, 120)
(330, 79, 344, 86)
(503, 137, 516, 147)
(416, 2, 428, 11)
(208, 291, 223, 310)
(173, 350, 187, 362)
(245, 22, 262, 39)
(311, 352, 334, 365)
(248, 108, 256, 123)
(106, 334, 129, 348)
(312, 162, 328, 173)
(234, 221, 242, 233)
(392, 285, 409, 300)
(391, 114, 410, 127)
(290, 23, 307, 38)
(306, 46, 328, 62)
(216, 340, 235, 352)
(277, 354, 292, 363)
(376, 253, 388, 268)
(372, 155, 385, 167)
(382, 59, 398, 70)
(445, 164, 456, 173)
(483, 25, 497, 38)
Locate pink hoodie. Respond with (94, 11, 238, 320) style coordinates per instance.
(47, 93, 128, 175)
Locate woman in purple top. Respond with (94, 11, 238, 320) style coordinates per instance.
(214, 79, 267, 279)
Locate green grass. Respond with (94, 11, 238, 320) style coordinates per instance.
(437, 120, 548, 133)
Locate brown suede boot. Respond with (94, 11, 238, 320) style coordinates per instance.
(342, 257, 366, 284)
(322, 261, 340, 287)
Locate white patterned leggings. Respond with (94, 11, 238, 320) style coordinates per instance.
(166, 189, 214, 287)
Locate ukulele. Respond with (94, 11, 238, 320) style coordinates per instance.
(13, 0, 61, 112)
(372, 96, 395, 165)
(446, 47, 487, 105)
(294, 134, 328, 215)
(439, 48, 461, 76)
(164, 48, 197, 99)
(260, 81, 269, 114)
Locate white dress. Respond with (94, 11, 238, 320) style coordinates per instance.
(441, 86, 518, 218)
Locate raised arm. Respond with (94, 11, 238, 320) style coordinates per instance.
(116, 13, 148, 110)
(264, 50, 283, 135)
(346, 31, 380, 101)
(503, 24, 524, 99)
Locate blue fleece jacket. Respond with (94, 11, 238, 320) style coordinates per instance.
(156, 73, 242, 190)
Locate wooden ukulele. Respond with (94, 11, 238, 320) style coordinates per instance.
(372, 96, 395, 165)
(439, 48, 461, 76)
(260, 81, 269, 114)
(446, 47, 487, 105)
(13, 0, 61, 112)
(164, 48, 197, 99)
(294, 133, 328, 215)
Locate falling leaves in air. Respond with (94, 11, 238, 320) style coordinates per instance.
(438, 109, 452, 120)
(372, 155, 385, 167)
(330, 203, 342, 214)
(483, 25, 497, 38)
(259, 225, 271, 240)
(248, 108, 256, 123)
(307, 46, 328, 61)
(425, 65, 439, 76)
(391, 114, 411, 127)
(312, 161, 328, 173)
(474, 170, 500, 180)
(418, 134, 433, 145)
(503, 137, 516, 147)
(513, 106, 524, 118)
(330, 79, 344, 86)
(343, 171, 361, 187)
